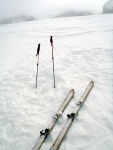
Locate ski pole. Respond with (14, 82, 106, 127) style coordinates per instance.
(36, 44, 40, 88)
(50, 36, 56, 88)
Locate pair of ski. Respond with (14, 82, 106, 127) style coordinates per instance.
(32, 81, 94, 150)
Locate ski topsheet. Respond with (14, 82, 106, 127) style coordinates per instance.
(32, 89, 75, 150)
(50, 81, 94, 150)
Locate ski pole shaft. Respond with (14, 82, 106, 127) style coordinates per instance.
(36, 66, 38, 88)
(50, 36, 56, 88)
(36, 44, 40, 88)
(52, 57, 55, 88)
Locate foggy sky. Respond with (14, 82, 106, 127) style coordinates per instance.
(0, 0, 108, 19)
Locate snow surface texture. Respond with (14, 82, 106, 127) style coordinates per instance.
(0, 14, 113, 150)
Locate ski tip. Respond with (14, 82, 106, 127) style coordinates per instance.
(90, 81, 94, 85)
(71, 89, 75, 94)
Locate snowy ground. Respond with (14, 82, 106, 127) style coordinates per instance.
(0, 14, 113, 150)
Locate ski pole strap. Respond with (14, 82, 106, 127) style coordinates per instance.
(36, 44, 40, 56)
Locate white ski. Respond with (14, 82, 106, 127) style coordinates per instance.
(32, 89, 75, 150)
(50, 81, 94, 150)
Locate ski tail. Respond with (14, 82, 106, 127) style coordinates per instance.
(50, 81, 94, 150)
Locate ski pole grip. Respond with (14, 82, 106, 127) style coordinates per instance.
(36, 44, 40, 56)
(50, 36, 53, 45)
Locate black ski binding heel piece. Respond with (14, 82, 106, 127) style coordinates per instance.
(40, 128, 49, 136)
(67, 113, 75, 121)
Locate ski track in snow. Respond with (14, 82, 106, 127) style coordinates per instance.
(0, 14, 113, 150)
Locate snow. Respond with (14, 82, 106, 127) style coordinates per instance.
(0, 14, 113, 150)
